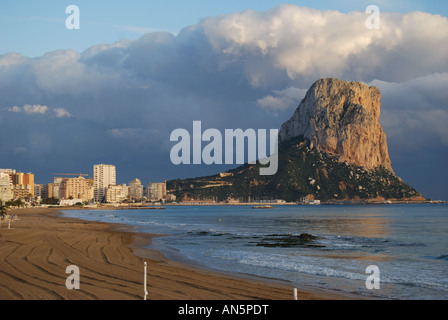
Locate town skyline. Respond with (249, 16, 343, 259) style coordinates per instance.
(1, 164, 167, 187)
(1, 164, 169, 205)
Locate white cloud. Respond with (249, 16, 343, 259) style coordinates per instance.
(4, 104, 74, 118)
(23, 104, 48, 115)
(7, 106, 22, 113)
(201, 5, 448, 83)
(81, 39, 131, 57)
(6, 104, 48, 115)
(0, 53, 28, 68)
(53, 108, 73, 118)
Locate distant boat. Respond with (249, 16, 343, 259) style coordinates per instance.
(252, 205, 274, 209)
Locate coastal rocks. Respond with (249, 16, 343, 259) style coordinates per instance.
(279, 78, 393, 172)
(254, 233, 324, 248)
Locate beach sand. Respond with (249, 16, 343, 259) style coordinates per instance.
(0, 208, 361, 300)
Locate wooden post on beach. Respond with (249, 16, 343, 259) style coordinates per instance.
(293, 288, 298, 300)
(144, 262, 148, 300)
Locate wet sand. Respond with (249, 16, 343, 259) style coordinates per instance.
(0, 207, 363, 300)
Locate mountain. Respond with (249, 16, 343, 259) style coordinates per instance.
(167, 78, 425, 203)
(279, 78, 392, 172)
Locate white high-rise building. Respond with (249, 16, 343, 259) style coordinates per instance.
(94, 164, 116, 203)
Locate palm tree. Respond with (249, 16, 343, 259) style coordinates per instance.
(0, 201, 7, 217)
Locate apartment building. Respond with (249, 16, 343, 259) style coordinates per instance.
(146, 182, 167, 200)
(105, 184, 128, 203)
(60, 176, 94, 202)
(94, 164, 116, 203)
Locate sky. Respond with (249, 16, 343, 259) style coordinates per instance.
(1, 1, 448, 200)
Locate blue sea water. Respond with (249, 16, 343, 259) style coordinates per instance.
(62, 204, 448, 300)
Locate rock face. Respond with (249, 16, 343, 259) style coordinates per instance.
(167, 78, 425, 202)
(279, 78, 393, 172)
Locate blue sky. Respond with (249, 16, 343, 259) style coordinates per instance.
(1, 0, 447, 57)
(1, 1, 448, 200)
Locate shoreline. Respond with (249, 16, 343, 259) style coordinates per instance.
(37, 200, 447, 213)
(0, 207, 372, 300)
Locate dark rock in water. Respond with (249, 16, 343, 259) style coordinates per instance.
(298, 233, 319, 242)
(254, 233, 324, 248)
(188, 231, 211, 236)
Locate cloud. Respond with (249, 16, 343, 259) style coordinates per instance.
(6, 104, 48, 115)
(7, 106, 22, 113)
(53, 108, 73, 118)
(201, 6, 448, 83)
(0, 53, 28, 68)
(23, 104, 48, 115)
(4, 104, 74, 118)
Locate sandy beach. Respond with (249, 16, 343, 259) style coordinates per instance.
(0, 207, 361, 300)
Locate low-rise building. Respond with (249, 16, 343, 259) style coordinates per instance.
(59, 199, 83, 206)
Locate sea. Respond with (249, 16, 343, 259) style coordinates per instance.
(61, 204, 448, 300)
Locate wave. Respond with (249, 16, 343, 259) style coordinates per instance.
(424, 254, 448, 261)
(207, 249, 448, 293)
(436, 255, 448, 261)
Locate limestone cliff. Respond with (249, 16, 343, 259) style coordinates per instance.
(279, 78, 393, 172)
(167, 78, 425, 202)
